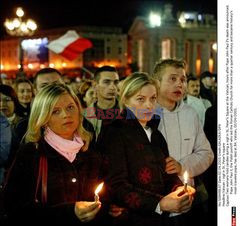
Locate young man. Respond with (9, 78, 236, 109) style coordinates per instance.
(84, 66, 120, 140)
(199, 71, 216, 105)
(151, 59, 214, 226)
(187, 76, 211, 109)
(185, 76, 212, 126)
(33, 68, 63, 93)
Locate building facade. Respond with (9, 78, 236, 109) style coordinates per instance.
(0, 26, 128, 78)
(128, 4, 217, 75)
(1, 4, 216, 78)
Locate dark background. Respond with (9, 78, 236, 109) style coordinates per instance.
(1, 0, 217, 36)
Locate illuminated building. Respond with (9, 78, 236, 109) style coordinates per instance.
(128, 4, 217, 75)
(0, 26, 128, 78)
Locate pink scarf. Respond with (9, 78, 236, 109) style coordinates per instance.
(44, 127, 84, 162)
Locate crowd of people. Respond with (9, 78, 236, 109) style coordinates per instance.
(0, 58, 217, 226)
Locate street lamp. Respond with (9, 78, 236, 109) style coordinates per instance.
(212, 42, 217, 52)
(149, 12, 161, 28)
(148, 11, 161, 72)
(4, 7, 37, 72)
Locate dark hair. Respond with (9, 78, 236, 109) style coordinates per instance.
(200, 71, 213, 80)
(34, 68, 62, 82)
(119, 76, 127, 82)
(187, 76, 199, 84)
(94, 66, 117, 82)
(0, 84, 24, 117)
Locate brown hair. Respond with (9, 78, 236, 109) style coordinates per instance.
(152, 58, 186, 81)
(78, 79, 95, 108)
(13, 78, 35, 97)
(94, 66, 117, 83)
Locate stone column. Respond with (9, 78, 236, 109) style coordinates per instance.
(175, 37, 185, 60)
(191, 41, 197, 75)
(201, 40, 210, 73)
(147, 28, 161, 74)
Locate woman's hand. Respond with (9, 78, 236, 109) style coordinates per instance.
(159, 185, 195, 213)
(74, 201, 101, 222)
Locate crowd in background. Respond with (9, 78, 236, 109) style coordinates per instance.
(0, 59, 217, 226)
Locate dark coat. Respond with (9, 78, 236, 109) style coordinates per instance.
(99, 109, 183, 226)
(4, 138, 109, 226)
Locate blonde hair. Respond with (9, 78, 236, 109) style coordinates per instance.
(25, 83, 91, 151)
(119, 72, 158, 109)
(152, 58, 186, 81)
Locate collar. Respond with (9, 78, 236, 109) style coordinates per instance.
(94, 99, 119, 111)
(121, 108, 161, 131)
(157, 100, 184, 114)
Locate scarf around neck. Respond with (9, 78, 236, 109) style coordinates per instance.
(44, 127, 84, 162)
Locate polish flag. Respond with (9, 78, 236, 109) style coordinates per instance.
(47, 30, 92, 61)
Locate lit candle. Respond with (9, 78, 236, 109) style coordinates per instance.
(183, 171, 188, 192)
(177, 171, 189, 197)
(94, 182, 104, 202)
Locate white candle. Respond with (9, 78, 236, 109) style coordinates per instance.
(183, 171, 188, 192)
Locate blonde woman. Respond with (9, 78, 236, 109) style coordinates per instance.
(4, 83, 107, 225)
(100, 73, 195, 226)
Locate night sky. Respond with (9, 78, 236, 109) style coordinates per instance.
(1, 0, 217, 36)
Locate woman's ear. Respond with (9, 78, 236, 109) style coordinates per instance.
(122, 97, 129, 108)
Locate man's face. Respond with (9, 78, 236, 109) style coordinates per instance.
(187, 80, 200, 97)
(35, 72, 62, 92)
(201, 77, 213, 88)
(158, 66, 187, 105)
(96, 71, 119, 101)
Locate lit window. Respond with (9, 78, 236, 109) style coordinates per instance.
(161, 39, 171, 59)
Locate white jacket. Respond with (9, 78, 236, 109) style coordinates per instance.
(185, 95, 207, 127)
(158, 101, 214, 184)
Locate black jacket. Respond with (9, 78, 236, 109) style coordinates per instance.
(99, 109, 183, 226)
(4, 138, 109, 226)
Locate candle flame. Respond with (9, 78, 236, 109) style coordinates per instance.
(183, 171, 188, 183)
(95, 182, 104, 195)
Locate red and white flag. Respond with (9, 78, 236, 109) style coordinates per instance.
(47, 30, 92, 61)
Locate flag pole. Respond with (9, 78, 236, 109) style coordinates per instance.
(82, 67, 94, 79)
